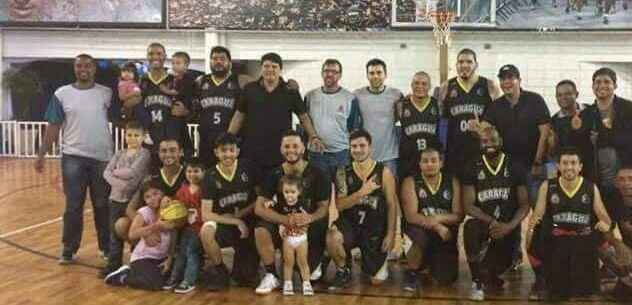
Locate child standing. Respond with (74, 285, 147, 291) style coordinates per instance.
(163, 158, 206, 294)
(100, 121, 151, 278)
(276, 175, 314, 296)
(105, 180, 174, 291)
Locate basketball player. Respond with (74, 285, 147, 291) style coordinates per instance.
(462, 125, 529, 301)
(616, 163, 632, 247)
(135, 43, 193, 171)
(395, 71, 440, 178)
(113, 138, 188, 253)
(193, 46, 243, 169)
(199, 133, 260, 290)
(529, 147, 613, 300)
(253, 130, 330, 294)
(327, 129, 398, 289)
(439, 48, 501, 178)
(400, 146, 463, 291)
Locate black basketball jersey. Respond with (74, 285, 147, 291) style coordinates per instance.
(335, 162, 388, 234)
(413, 172, 453, 216)
(202, 160, 258, 215)
(139, 73, 176, 143)
(443, 77, 493, 162)
(149, 166, 187, 197)
(398, 97, 440, 160)
(263, 163, 331, 215)
(547, 177, 595, 231)
(467, 153, 520, 222)
(193, 73, 240, 138)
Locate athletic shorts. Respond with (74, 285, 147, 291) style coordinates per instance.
(337, 219, 388, 278)
(405, 223, 459, 284)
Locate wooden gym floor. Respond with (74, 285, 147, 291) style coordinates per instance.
(0, 158, 620, 305)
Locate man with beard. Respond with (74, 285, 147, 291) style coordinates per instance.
(253, 130, 330, 294)
(199, 133, 260, 290)
(327, 129, 398, 289)
(529, 147, 614, 301)
(193, 46, 242, 168)
(395, 71, 441, 179)
(304, 58, 362, 180)
(99, 138, 187, 277)
(135, 42, 193, 171)
(462, 125, 530, 301)
(399, 145, 463, 291)
(439, 48, 501, 178)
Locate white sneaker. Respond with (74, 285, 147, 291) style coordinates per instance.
(255, 273, 279, 295)
(302, 281, 314, 296)
(470, 282, 485, 301)
(282, 281, 294, 296)
(310, 263, 322, 281)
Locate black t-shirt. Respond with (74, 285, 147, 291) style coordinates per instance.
(413, 172, 454, 216)
(483, 89, 551, 167)
(335, 162, 388, 234)
(237, 78, 307, 168)
(462, 153, 527, 222)
(201, 159, 260, 215)
(601, 187, 631, 223)
(396, 96, 440, 163)
(149, 166, 187, 197)
(443, 77, 493, 165)
(193, 73, 240, 140)
(546, 178, 595, 231)
(551, 105, 595, 181)
(261, 163, 330, 215)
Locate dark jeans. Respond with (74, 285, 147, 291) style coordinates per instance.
(128, 258, 167, 291)
(108, 200, 128, 268)
(308, 149, 350, 181)
(171, 227, 203, 285)
(61, 154, 110, 255)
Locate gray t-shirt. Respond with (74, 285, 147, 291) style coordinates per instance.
(44, 83, 114, 162)
(305, 87, 361, 153)
(354, 86, 403, 161)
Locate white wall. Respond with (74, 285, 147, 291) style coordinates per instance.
(2, 28, 632, 120)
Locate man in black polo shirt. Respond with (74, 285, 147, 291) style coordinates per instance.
(483, 64, 551, 204)
(227, 52, 323, 177)
(551, 80, 594, 181)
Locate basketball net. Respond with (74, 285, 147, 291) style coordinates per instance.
(416, 0, 454, 47)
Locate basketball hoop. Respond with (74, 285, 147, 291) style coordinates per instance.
(416, 0, 454, 47)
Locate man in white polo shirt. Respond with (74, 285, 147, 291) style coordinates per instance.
(36, 54, 114, 265)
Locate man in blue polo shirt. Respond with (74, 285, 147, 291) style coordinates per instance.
(36, 54, 114, 265)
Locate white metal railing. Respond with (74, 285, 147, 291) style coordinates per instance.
(0, 121, 200, 158)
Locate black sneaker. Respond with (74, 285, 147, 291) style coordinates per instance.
(529, 281, 548, 301)
(58, 249, 74, 265)
(206, 265, 230, 291)
(174, 282, 196, 294)
(328, 267, 351, 290)
(104, 265, 130, 286)
(98, 264, 119, 279)
(402, 270, 418, 292)
(163, 276, 178, 291)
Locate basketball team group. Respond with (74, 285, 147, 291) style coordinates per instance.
(33, 42, 632, 301)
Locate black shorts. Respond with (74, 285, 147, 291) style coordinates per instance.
(405, 223, 459, 285)
(337, 219, 388, 277)
(463, 218, 519, 277)
(549, 233, 600, 298)
(210, 218, 259, 281)
(256, 218, 328, 271)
